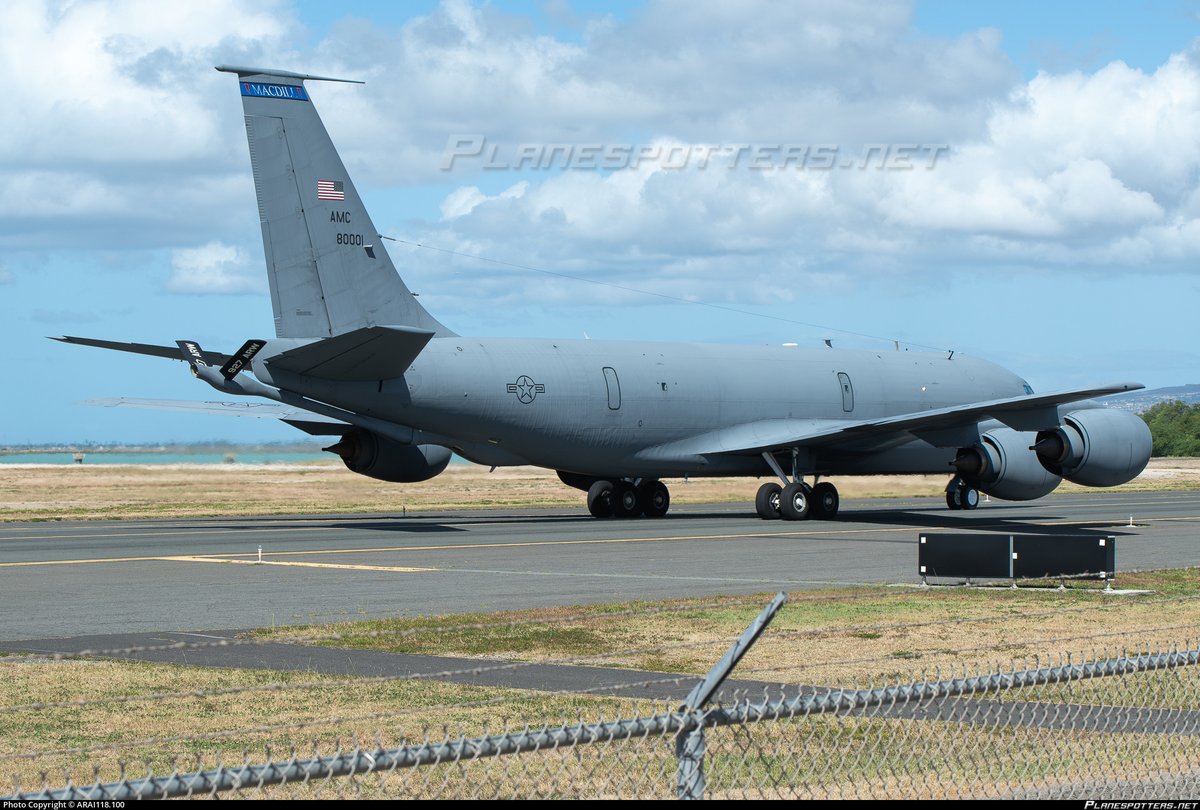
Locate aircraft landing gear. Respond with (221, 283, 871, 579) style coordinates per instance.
(755, 453, 839, 521)
(587, 478, 670, 518)
(587, 480, 614, 518)
(755, 482, 782, 520)
(811, 481, 840, 519)
(779, 482, 811, 520)
(945, 477, 980, 511)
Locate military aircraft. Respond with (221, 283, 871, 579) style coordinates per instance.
(56, 66, 1153, 520)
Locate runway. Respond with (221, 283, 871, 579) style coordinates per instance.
(1, 490, 1197, 642)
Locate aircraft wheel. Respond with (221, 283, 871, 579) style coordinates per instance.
(587, 480, 614, 518)
(961, 486, 980, 510)
(945, 489, 961, 510)
(755, 482, 782, 519)
(639, 480, 670, 518)
(755, 482, 782, 520)
(611, 480, 643, 518)
(811, 482, 839, 519)
(779, 482, 811, 521)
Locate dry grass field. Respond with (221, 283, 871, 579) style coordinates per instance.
(6, 572, 1200, 797)
(2, 457, 1198, 522)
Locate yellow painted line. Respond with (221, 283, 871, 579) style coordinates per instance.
(161, 556, 434, 573)
(3, 514, 1196, 569)
(0, 555, 181, 568)
(0, 525, 337, 542)
(160, 528, 919, 559)
(0, 528, 905, 567)
(2, 496, 1194, 541)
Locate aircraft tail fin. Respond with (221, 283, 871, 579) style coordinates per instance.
(216, 65, 455, 339)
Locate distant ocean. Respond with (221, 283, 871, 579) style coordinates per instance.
(0, 452, 333, 465)
(0, 451, 471, 465)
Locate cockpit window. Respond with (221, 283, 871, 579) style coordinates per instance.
(1022, 382, 1034, 395)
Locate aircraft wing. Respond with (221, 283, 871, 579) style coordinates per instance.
(85, 398, 350, 436)
(643, 382, 1145, 458)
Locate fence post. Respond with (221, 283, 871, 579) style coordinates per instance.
(675, 723, 706, 800)
(675, 591, 788, 800)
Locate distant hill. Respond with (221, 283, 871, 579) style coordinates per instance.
(1097, 384, 1200, 413)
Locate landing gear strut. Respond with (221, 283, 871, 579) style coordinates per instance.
(587, 478, 671, 519)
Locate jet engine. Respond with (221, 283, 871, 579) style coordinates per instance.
(954, 427, 1062, 501)
(323, 429, 451, 483)
(1032, 408, 1152, 487)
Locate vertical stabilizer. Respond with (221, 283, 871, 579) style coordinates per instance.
(216, 65, 455, 339)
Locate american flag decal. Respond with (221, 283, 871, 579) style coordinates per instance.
(317, 180, 345, 201)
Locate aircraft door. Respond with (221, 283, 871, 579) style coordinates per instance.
(837, 372, 854, 412)
(603, 367, 621, 410)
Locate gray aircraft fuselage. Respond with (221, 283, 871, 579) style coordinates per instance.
(254, 338, 1026, 478)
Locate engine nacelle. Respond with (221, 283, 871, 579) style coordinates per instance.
(1032, 408, 1152, 487)
(954, 427, 1062, 501)
(324, 429, 451, 483)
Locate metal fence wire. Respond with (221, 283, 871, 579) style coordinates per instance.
(9, 648, 1200, 800)
(8, 587, 1200, 800)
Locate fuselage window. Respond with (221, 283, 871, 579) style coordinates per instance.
(603, 366, 621, 410)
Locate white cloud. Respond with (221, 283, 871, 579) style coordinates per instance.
(0, 0, 292, 249)
(388, 7, 1200, 307)
(165, 241, 262, 294)
(5, 0, 1199, 319)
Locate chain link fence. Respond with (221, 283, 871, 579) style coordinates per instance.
(6, 592, 1200, 799)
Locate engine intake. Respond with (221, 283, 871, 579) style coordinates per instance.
(1033, 408, 1152, 487)
(954, 427, 1062, 501)
(324, 429, 451, 483)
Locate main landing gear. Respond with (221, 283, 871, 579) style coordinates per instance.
(587, 479, 671, 519)
(754, 480, 840, 521)
(945, 476, 980, 511)
(754, 450, 839, 521)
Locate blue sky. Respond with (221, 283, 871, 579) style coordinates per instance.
(2, 0, 1198, 444)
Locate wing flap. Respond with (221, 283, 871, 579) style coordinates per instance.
(265, 325, 434, 381)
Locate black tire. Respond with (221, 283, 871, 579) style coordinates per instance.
(961, 486, 980, 510)
(611, 480, 642, 518)
(639, 480, 670, 518)
(587, 480, 614, 518)
(946, 486, 962, 511)
(779, 482, 811, 521)
(811, 482, 839, 519)
(755, 482, 782, 520)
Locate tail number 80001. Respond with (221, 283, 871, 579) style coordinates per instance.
(336, 233, 364, 246)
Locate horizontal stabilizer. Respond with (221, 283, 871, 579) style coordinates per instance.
(265, 325, 435, 381)
(52, 336, 231, 366)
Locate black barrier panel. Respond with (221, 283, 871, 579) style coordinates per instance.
(918, 534, 1012, 579)
(1013, 535, 1115, 580)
